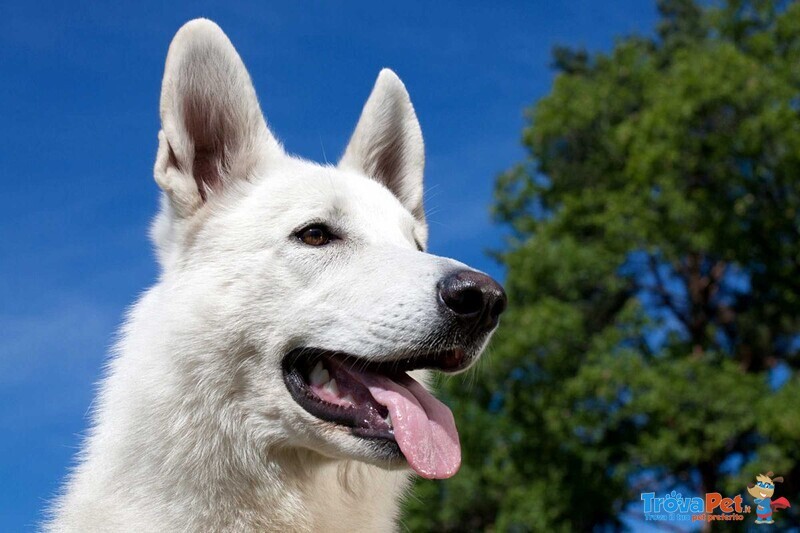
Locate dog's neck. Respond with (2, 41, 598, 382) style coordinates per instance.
(50, 287, 410, 532)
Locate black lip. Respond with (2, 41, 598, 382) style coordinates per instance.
(284, 346, 469, 376)
(281, 347, 467, 447)
(282, 350, 391, 431)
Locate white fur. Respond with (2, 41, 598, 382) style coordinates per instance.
(49, 19, 489, 532)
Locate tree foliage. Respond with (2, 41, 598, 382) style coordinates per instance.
(403, 0, 800, 529)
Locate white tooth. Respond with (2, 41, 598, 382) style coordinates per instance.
(310, 362, 328, 386)
(319, 369, 330, 383)
(308, 362, 320, 385)
(341, 393, 355, 404)
(324, 378, 339, 396)
(384, 414, 393, 428)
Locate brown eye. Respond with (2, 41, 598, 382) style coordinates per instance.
(298, 225, 332, 246)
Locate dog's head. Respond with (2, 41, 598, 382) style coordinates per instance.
(150, 19, 506, 479)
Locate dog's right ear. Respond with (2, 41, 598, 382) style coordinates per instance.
(154, 19, 281, 218)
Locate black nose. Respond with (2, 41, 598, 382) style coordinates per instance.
(438, 270, 507, 332)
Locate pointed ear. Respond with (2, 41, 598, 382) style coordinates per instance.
(339, 69, 425, 221)
(154, 19, 282, 218)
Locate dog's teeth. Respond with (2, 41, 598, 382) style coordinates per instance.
(341, 394, 355, 405)
(324, 379, 339, 396)
(384, 414, 393, 428)
(310, 362, 328, 386)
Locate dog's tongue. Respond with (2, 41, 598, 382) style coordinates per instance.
(354, 372, 461, 479)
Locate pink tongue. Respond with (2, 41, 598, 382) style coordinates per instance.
(357, 373, 461, 479)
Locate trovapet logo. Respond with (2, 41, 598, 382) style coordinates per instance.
(746, 472, 791, 525)
(641, 490, 748, 523)
(640, 471, 791, 525)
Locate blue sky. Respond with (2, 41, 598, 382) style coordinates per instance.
(0, 1, 659, 529)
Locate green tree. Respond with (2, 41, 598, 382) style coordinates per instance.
(403, 0, 800, 530)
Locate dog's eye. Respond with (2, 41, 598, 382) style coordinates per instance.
(297, 225, 334, 246)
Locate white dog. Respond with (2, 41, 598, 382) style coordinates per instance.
(49, 19, 506, 532)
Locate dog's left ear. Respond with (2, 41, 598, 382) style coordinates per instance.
(339, 69, 425, 221)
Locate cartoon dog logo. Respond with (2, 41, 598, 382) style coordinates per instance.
(747, 472, 791, 524)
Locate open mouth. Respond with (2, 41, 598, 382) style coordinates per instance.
(282, 347, 465, 479)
